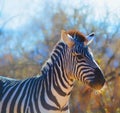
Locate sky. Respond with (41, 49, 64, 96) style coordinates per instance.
(0, 0, 43, 29)
(0, 0, 120, 30)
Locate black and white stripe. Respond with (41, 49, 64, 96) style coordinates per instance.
(0, 30, 105, 113)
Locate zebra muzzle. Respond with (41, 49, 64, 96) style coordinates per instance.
(88, 68, 106, 90)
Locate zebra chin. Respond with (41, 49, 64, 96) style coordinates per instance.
(86, 68, 106, 90)
(88, 80, 105, 90)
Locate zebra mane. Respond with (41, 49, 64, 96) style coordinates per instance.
(66, 30, 88, 42)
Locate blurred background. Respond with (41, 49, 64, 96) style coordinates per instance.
(0, 0, 120, 112)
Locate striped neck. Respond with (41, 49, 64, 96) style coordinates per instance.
(41, 41, 74, 110)
(41, 41, 73, 84)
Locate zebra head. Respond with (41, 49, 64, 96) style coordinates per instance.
(61, 30, 105, 90)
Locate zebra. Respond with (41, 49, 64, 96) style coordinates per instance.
(0, 30, 105, 113)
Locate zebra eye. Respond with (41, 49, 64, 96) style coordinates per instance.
(77, 55, 84, 59)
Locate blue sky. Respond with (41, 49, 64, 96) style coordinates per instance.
(0, 0, 120, 30)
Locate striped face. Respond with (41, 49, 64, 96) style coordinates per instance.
(61, 30, 105, 90)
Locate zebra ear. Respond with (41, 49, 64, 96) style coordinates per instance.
(61, 30, 75, 48)
(85, 32, 95, 46)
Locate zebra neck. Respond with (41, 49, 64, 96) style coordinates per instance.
(41, 57, 74, 89)
(41, 62, 74, 110)
(40, 42, 74, 109)
(41, 41, 74, 88)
